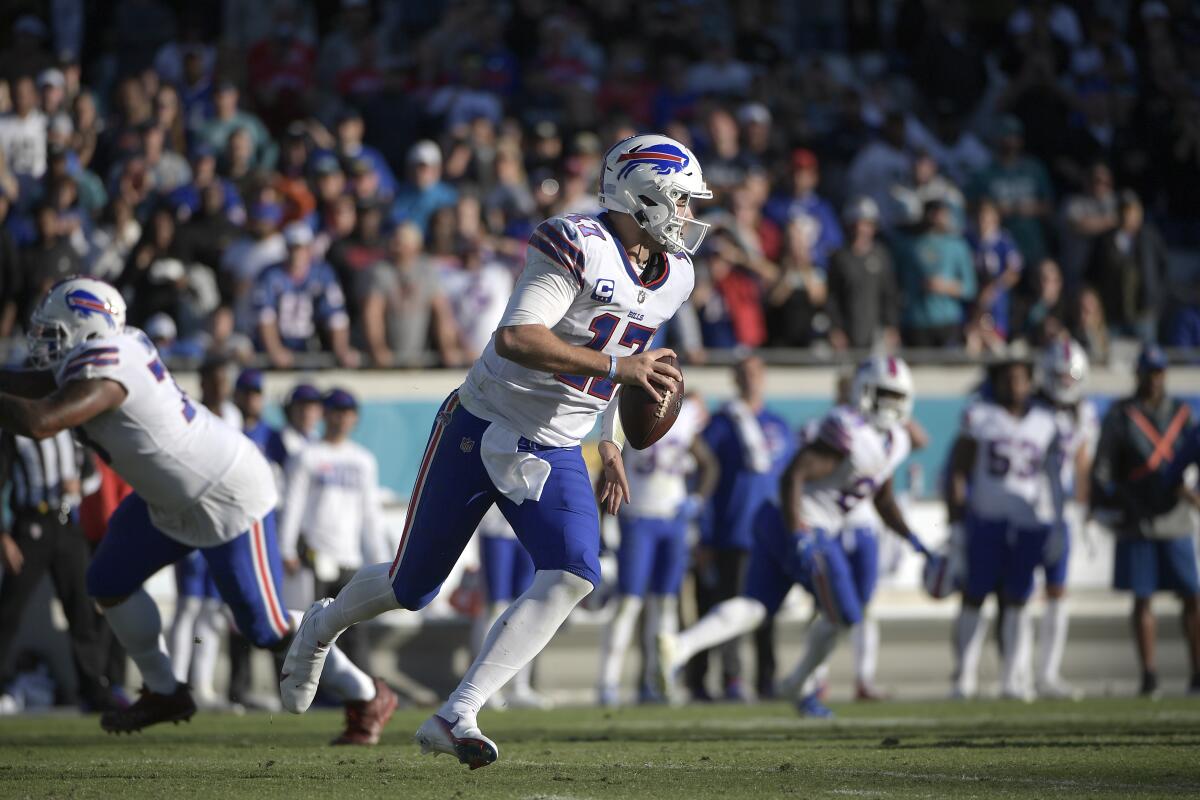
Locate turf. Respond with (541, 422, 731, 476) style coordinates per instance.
(2, 698, 1199, 799)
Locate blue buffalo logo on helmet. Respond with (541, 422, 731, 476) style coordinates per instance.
(615, 143, 690, 180)
(65, 289, 117, 329)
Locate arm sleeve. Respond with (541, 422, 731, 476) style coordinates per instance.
(499, 248, 580, 328)
(278, 455, 309, 560)
(600, 394, 625, 447)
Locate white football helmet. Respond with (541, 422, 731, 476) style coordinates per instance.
(598, 133, 712, 255)
(27, 277, 126, 369)
(1038, 337, 1089, 405)
(922, 547, 963, 600)
(851, 355, 914, 430)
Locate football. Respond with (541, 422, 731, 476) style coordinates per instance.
(618, 355, 684, 450)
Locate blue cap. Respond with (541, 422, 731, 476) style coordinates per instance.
(323, 388, 358, 411)
(1137, 343, 1168, 373)
(235, 368, 263, 392)
(286, 383, 322, 405)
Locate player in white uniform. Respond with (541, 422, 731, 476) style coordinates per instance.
(279, 134, 708, 769)
(0, 278, 396, 743)
(1030, 337, 1096, 698)
(946, 355, 1067, 700)
(657, 357, 931, 717)
(596, 394, 717, 706)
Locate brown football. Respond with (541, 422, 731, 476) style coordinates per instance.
(619, 355, 684, 450)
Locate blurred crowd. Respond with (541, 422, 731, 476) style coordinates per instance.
(1, 0, 1200, 368)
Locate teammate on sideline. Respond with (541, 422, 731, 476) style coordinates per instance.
(280, 133, 708, 769)
(0, 277, 396, 744)
(596, 392, 718, 707)
(946, 355, 1067, 701)
(657, 357, 930, 717)
(1030, 338, 1095, 698)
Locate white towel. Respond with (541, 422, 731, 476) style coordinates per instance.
(481, 422, 552, 505)
(724, 399, 772, 473)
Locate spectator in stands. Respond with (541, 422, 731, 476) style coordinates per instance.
(897, 199, 976, 348)
(221, 201, 286, 333)
(1059, 162, 1118, 292)
(764, 149, 842, 269)
(1012, 257, 1069, 346)
(764, 217, 828, 348)
(245, 7, 315, 132)
(390, 140, 457, 233)
(21, 204, 81, 322)
(967, 115, 1053, 267)
(357, 222, 461, 368)
(0, 194, 22, 337)
(826, 197, 899, 351)
(331, 108, 396, 200)
(254, 222, 357, 368)
(167, 143, 242, 224)
(967, 197, 1023, 349)
(0, 76, 48, 197)
(692, 228, 770, 349)
(196, 81, 277, 171)
(1076, 286, 1110, 363)
(894, 151, 966, 232)
(141, 124, 190, 195)
(847, 110, 912, 230)
(1087, 190, 1168, 343)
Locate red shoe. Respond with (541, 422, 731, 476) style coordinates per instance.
(855, 681, 890, 702)
(332, 678, 399, 745)
(100, 684, 196, 733)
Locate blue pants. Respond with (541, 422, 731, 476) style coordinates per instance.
(1114, 536, 1200, 598)
(387, 392, 601, 611)
(87, 493, 291, 648)
(964, 515, 1051, 603)
(838, 526, 880, 608)
(743, 503, 862, 627)
(617, 515, 689, 597)
(1041, 522, 1071, 588)
(480, 535, 535, 604)
(175, 551, 220, 600)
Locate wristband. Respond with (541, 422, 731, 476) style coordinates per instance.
(607, 355, 618, 381)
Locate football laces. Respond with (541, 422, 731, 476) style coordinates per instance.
(654, 390, 674, 420)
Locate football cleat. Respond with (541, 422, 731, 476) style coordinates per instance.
(415, 714, 499, 770)
(332, 678, 399, 745)
(855, 681, 890, 702)
(280, 598, 334, 714)
(100, 683, 196, 733)
(795, 691, 834, 719)
(597, 685, 619, 708)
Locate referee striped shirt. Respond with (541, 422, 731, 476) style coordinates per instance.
(0, 430, 97, 517)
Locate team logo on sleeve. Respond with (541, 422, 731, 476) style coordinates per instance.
(65, 289, 118, 329)
(615, 143, 690, 179)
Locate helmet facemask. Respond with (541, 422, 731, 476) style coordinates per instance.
(26, 313, 71, 370)
(860, 386, 912, 430)
(624, 181, 712, 255)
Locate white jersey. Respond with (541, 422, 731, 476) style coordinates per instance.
(460, 213, 694, 447)
(1052, 398, 1098, 492)
(279, 439, 388, 569)
(961, 400, 1062, 527)
(797, 406, 912, 533)
(55, 329, 276, 546)
(621, 396, 705, 519)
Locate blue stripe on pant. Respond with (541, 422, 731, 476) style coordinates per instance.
(387, 392, 601, 611)
(87, 493, 290, 648)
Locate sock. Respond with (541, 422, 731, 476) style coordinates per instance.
(168, 596, 201, 683)
(954, 606, 987, 697)
(643, 594, 678, 692)
(674, 597, 766, 668)
(104, 589, 177, 694)
(287, 608, 375, 703)
(597, 595, 643, 695)
(312, 562, 398, 645)
(191, 600, 226, 701)
(440, 569, 591, 723)
(852, 617, 880, 687)
(1001, 605, 1032, 696)
(782, 616, 838, 699)
(1038, 598, 1069, 687)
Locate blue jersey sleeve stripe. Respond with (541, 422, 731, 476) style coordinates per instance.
(817, 417, 852, 454)
(66, 346, 119, 367)
(529, 233, 585, 288)
(64, 356, 119, 376)
(538, 220, 583, 259)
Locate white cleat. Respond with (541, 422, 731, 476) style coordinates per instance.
(415, 714, 499, 770)
(279, 599, 333, 714)
(654, 632, 679, 701)
(1036, 679, 1084, 701)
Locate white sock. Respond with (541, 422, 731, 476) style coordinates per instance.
(782, 616, 838, 699)
(674, 596, 766, 668)
(168, 596, 201, 683)
(439, 570, 591, 723)
(104, 589, 177, 694)
(954, 605, 987, 697)
(643, 594, 677, 691)
(191, 599, 225, 699)
(1001, 605, 1033, 696)
(852, 617, 880, 686)
(313, 562, 398, 645)
(1038, 598, 1069, 687)
(287, 608, 375, 703)
(597, 595, 644, 695)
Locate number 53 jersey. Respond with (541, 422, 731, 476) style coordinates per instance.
(961, 400, 1061, 527)
(53, 329, 277, 547)
(461, 212, 694, 447)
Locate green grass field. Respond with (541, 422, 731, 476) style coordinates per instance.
(2, 698, 1199, 799)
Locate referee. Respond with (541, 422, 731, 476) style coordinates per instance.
(0, 428, 114, 711)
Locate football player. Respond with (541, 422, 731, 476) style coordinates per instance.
(946, 354, 1067, 700)
(0, 278, 396, 743)
(279, 134, 709, 769)
(596, 392, 717, 706)
(656, 356, 930, 717)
